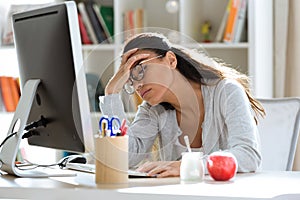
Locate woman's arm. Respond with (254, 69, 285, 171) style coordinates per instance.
(220, 80, 261, 172)
(105, 48, 149, 95)
(99, 94, 160, 168)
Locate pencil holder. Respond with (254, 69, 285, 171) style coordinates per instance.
(94, 136, 128, 184)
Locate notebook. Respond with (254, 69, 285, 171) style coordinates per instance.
(65, 163, 157, 178)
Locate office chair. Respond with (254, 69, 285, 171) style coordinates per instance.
(257, 97, 300, 171)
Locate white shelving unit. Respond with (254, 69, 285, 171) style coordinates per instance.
(0, 0, 273, 165)
(84, 0, 273, 98)
(0, 0, 274, 89)
(0, 0, 274, 115)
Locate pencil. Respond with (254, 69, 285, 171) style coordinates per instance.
(101, 120, 107, 137)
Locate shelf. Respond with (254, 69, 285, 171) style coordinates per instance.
(1, 45, 116, 52)
(82, 44, 115, 51)
(82, 42, 249, 52)
(183, 42, 249, 50)
(0, 45, 115, 51)
(0, 45, 15, 50)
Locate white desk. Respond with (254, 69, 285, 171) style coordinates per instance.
(0, 171, 300, 200)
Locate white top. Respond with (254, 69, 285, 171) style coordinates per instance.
(99, 78, 261, 172)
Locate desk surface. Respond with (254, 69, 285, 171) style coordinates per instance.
(0, 170, 300, 200)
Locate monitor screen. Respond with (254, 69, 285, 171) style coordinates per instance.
(0, 1, 94, 174)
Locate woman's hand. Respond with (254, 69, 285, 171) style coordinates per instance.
(105, 48, 150, 95)
(136, 161, 181, 178)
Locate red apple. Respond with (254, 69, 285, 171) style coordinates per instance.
(206, 151, 238, 181)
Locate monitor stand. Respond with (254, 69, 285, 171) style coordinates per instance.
(0, 79, 75, 177)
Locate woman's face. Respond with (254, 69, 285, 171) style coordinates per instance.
(130, 50, 176, 106)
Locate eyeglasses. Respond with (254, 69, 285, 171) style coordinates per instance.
(123, 55, 163, 94)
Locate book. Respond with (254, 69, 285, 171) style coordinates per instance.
(78, 13, 93, 45)
(128, 10, 135, 36)
(215, 0, 232, 42)
(15, 77, 21, 96)
(0, 80, 6, 112)
(122, 8, 144, 41)
(8, 77, 20, 109)
(134, 8, 144, 34)
(123, 10, 136, 41)
(99, 5, 114, 37)
(77, 2, 98, 44)
(123, 11, 129, 41)
(0, 76, 20, 112)
(84, 1, 108, 44)
(0, 76, 14, 112)
(223, 0, 240, 43)
(233, 0, 247, 42)
(93, 4, 113, 43)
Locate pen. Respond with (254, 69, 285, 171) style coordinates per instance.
(120, 119, 128, 136)
(116, 130, 122, 137)
(99, 116, 122, 137)
(101, 120, 107, 137)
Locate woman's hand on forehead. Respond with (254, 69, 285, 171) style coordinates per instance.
(121, 48, 138, 63)
(122, 49, 151, 70)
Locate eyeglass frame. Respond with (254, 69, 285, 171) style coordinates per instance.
(123, 54, 164, 94)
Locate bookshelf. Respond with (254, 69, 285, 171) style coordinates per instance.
(178, 0, 273, 97)
(0, 0, 273, 113)
(82, 0, 273, 98)
(0, 0, 273, 165)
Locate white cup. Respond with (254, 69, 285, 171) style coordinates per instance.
(180, 152, 204, 182)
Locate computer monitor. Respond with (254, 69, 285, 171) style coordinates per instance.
(0, 2, 94, 177)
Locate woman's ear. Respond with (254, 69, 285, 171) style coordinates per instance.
(166, 51, 177, 69)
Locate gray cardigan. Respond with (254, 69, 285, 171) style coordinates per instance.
(99, 78, 262, 172)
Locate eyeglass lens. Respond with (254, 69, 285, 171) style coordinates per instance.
(130, 64, 145, 81)
(123, 54, 163, 94)
(123, 79, 135, 94)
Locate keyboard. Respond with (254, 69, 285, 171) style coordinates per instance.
(13, 165, 76, 177)
(65, 163, 157, 178)
(66, 163, 95, 173)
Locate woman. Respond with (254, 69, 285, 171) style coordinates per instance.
(99, 32, 265, 178)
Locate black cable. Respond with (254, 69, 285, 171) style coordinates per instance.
(1, 115, 49, 148)
(15, 158, 67, 171)
(0, 116, 53, 171)
(0, 132, 17, 148)
(22, 116, 49, 139)
(21, 130, 40, 139)
(24, 115, 48, 131)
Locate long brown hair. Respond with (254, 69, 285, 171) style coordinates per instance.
(123, 32, 265, 123)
